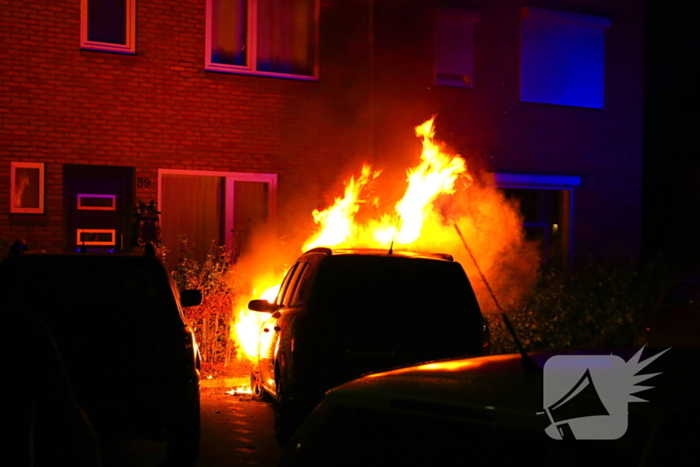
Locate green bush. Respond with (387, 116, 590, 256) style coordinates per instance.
(486, 258, 655, 354)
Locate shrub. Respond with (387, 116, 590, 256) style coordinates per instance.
(487, 258, 654, 354)
(167, 237, 237, 373)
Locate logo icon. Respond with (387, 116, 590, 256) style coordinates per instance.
(540, 347, 670, 440)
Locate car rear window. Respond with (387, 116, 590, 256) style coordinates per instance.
(311, 255, 480, 318)
(305, 255, 482, 353)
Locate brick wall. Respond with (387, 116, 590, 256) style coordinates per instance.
(1, 0, 372, 252)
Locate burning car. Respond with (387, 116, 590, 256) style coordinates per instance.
(0, 244, 203, 466)
(247, 246, 490, 444)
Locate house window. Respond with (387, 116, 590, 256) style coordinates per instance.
(495, 173, 581, 266)
(80, 0, 136, 54)
(158, 170, 277, 268)
(434, 8, 480, 88)
(520, 7, 611, 108)
(206, 0, 319, 80)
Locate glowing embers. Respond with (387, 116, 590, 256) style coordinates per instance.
(226, 385, 253, 396)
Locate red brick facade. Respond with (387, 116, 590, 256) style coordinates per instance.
(1, 0, 643, 262)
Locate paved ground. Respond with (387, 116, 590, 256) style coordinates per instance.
(198, 377, 282, 467)
(98, 377, 282, 467)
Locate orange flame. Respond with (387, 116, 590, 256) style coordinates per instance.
(303, 164, 381, 251)
(232, 284, 280, 360)
(303, 116, 471, 250)
(377, 116, 471, 245)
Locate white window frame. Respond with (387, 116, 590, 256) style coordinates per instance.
(80, 0, 136, 54)
(433, 8, 480, 88)
(157, 169, 278, 250)
(493, 173, 581, 265)
(205, 0, 320, 80)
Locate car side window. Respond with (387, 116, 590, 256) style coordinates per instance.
(276, 263, 299, 308)
(289, 262, 315, 307)
(282, 262, 308, 308)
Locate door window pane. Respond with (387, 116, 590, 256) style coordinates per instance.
(233, 181, 269, 262)
(160, 174, 224, 268)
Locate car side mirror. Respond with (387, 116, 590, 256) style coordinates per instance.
(181, 289, 203, 307)
(248, 299, 280, 313)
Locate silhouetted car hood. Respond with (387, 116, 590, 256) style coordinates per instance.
(326, 347, 698, 436)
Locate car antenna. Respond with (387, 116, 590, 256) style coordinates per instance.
(388, 216, 402, 255)
(453, 223, 541, 373)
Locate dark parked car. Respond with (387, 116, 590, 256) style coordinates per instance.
(0, 245, 202, 466)
(12, 307, 102, 466)
(247, 247, 489, 444)
(278, 347, 698, 466)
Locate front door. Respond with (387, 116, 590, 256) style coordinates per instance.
(63, 164, 135, 252)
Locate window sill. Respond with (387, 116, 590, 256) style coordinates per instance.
(80, 42, 136, 55)
(204, 63, 318, 82)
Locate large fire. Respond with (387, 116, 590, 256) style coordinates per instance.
(233, 283, 280, 359)
(232, 116, 538, 361)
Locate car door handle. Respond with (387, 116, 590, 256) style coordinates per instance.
(274, 326, 281, 332)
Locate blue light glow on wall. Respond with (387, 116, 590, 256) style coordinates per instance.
(520, 7, 611, 109)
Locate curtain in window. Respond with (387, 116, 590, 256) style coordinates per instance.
(161, 175, 224, 268)
(211, 0, 248, 66)
(257, 0, 315, 75)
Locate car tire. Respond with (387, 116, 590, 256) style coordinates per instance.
(251, 370, 273, 403)
(166, 387, 200, 467)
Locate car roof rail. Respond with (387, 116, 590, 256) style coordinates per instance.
(433, 253, 454, 262)
(304, 247, 332, 255)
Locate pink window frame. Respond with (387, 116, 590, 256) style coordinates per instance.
(10, 162, 45, 214)
(205, 0, 319, 80)
(157, 169, 278, 250)
(76, 229, 117, 246)
(80, 0, 136, 54)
